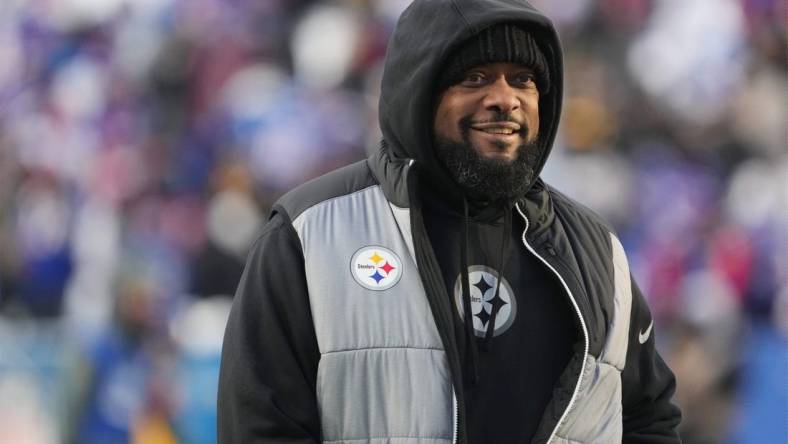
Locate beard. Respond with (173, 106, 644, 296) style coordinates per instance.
(434, 118, 543, 202)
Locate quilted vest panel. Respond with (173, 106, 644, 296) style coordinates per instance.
(292, 185, 454, 443)
(551, 234, 631, 443)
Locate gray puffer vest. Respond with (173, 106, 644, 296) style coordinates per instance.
(277, 150, 634, 444)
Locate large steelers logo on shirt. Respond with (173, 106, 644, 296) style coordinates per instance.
(350, 246, 403, 291)
(453, 265, 517, 337)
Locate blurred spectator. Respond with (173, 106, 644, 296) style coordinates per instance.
(190, 163, 262, 299)
(13, 172, 73, 317)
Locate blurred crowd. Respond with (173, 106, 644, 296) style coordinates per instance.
(0, 0, 785, 443)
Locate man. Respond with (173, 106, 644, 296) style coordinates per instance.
(218, 0, 682, 443)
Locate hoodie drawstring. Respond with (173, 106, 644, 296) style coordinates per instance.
(460, 197, 480, 387)
(482, 205, 511, 351)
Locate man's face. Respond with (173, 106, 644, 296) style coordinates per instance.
(432, 62, 543, 201)
(434, 62, 540, 162)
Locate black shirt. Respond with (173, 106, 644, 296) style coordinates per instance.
(422, 195, 577, 444)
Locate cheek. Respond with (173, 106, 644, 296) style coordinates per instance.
(532, 107, 540, 129)
(525, 95, 540, 139)
(434, 101, 460, 139)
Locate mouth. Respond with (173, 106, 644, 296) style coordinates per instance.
(470, 121, 522, 136)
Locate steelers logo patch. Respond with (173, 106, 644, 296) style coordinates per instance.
(453, 265, 517, 337)
(350, 246, 403, 291)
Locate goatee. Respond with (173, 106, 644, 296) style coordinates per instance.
(434, 130, 543, 202)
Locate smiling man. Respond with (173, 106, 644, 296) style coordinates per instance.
(218, 1, 682, 443)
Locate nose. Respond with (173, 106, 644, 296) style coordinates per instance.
(482, 75, 520, 114)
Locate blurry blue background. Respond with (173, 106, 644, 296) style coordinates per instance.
(0, 0, 785, 443)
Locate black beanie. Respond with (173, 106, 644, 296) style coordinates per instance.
(437, 24, 550, 94)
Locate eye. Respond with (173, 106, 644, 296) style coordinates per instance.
(511, 72, 537, 88)
(460, 71, 486, 86)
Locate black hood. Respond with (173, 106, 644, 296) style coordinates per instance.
(379, 0, 564, 201)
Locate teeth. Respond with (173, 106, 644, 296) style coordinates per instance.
(481, 128, 514, 135)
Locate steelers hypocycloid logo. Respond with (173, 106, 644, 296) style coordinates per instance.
(351, 246, 403, 291)
(453, 265, 517, 337)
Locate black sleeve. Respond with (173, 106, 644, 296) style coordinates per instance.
(217, 211, 321, 443)
(621, 277, 683, 443)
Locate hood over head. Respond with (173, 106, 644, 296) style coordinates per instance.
(379, 0, 563, 203)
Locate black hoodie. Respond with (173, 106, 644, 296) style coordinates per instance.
(379, 0, 563, 200)
(219, 1, 682, 443)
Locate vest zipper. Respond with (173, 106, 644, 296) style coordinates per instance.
(452, 390, 459, 444)
(515, 203, 589, 444)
